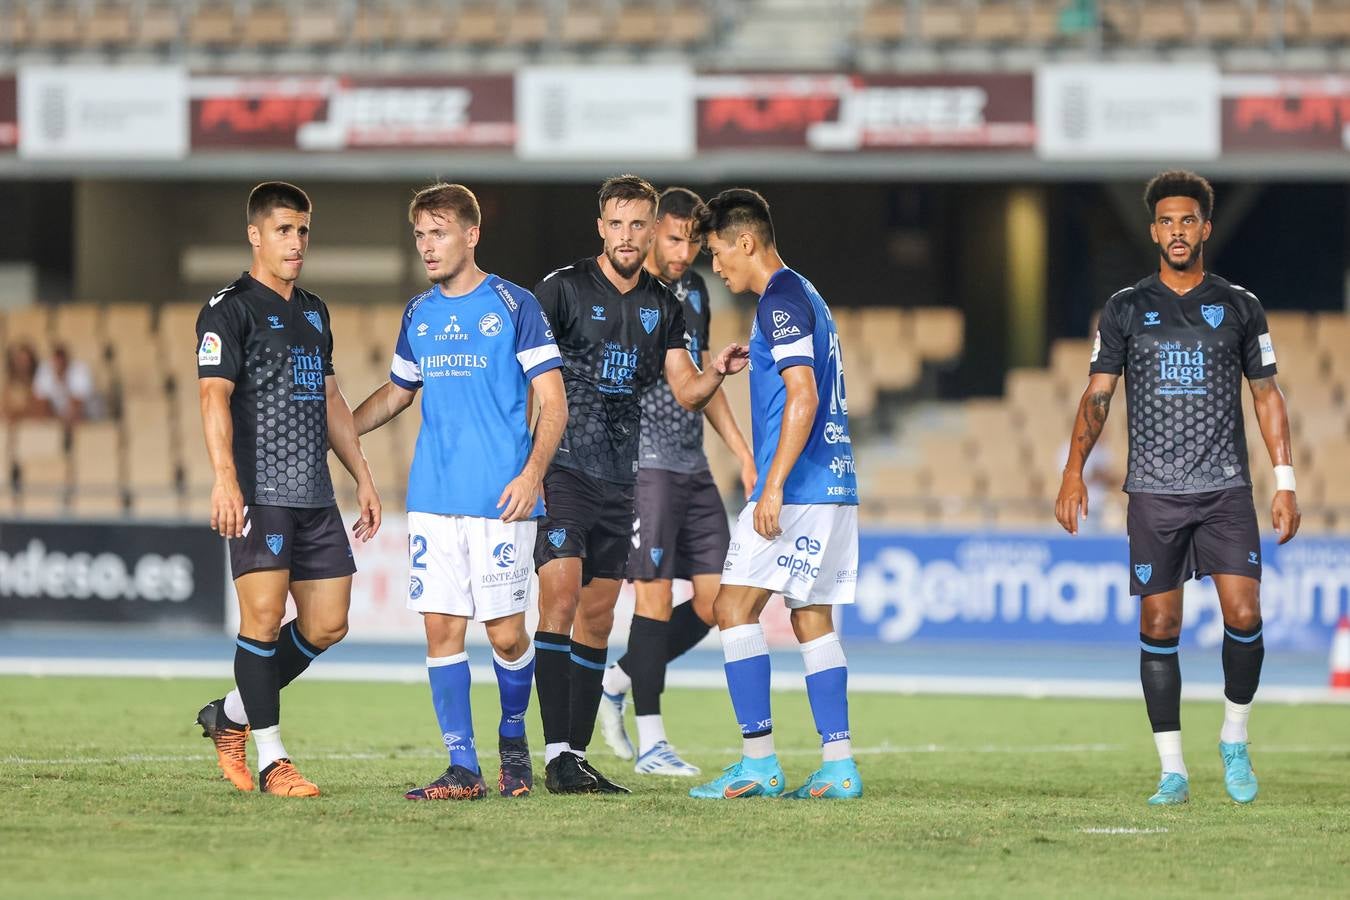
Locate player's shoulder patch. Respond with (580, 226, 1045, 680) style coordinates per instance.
(1226, 281, 1261, 306)
(538, 264, 575, 284)
(404, 288, 434, 319)
(205, 280, 242, 309)
(1107, 283, 1138, 303)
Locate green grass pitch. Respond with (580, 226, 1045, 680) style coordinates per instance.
(3, 676, 1348, 898)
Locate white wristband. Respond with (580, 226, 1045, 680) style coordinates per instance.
(1274, 465, 1296, 492)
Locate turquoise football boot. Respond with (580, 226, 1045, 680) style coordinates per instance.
(1147, 772, 1190, 806)
(688, 756, 786, 800)
(1220, 741, 1258, 804)
(782, 758, 864, 800)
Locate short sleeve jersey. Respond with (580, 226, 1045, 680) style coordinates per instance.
(534, 257, 688, 485)
(747, 267, 858, 506)
(638, 268, 712, 474)
(1089, 272, 1278, 494)
(195, 272, 335, 508)
(389, 275, 563, 518)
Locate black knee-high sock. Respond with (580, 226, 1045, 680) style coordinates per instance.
(234, 634, 280, 730)
(626, 615, 670, 717)
(1140, 633, 1181, 733)
(533, 631, 571, 747)
(665, 601, 713, 663)
(1222, 619, 1264, 705)
(568, 640, 608, 752)
(275, 621, 324, 690)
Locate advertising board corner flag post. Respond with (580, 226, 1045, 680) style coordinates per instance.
(1331, 616, 1350, 690)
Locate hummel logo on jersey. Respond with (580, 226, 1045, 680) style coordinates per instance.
(266, 534, 284, 556)
(640, 307, 660, 334)
(1201, 304, 1225, 329)
(268, 315, 284, 329)
(650, 547, 663, 566)
(492, 541, 516, 569)
(591, 305, 606, 321)
(1144, 311, 1160, 326)
(304, 311, 323, 333)
(547, 528, 566, 548)
(1135, 563, 1153, 584)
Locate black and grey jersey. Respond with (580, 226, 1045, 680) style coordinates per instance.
(639, 269, 712, 474)
(534, 257, 688, 485)
(195, 272, 336, 508)
(1089, 272, 1278, 495)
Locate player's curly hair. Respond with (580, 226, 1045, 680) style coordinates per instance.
(692, 188, 776, 247)
(247, 182, 311, 224)
(598, 174, 658, 215)
(408, 182, 481, 227)
(1144, 170, 1214, 221)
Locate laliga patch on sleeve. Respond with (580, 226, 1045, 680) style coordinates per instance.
(1258, 332, 1276, 366)
(198, 332, 222, 366)
(1090, 331, 1101, 363)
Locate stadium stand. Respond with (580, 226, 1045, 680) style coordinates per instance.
(3, 300, 1346, 533)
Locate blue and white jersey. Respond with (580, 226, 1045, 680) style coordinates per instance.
(390, 275, 563, 518)
(747, 267, 858, 506)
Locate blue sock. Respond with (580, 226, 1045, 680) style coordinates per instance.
(802, 633, 851, 761)
(721, 623, 774, 757)
(427, 653, 478, 773)
(493, 643, 535, 740)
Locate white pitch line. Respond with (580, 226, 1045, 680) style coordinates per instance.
(1079, 828, 1170, 835)
(2, 657, 1349, 705)
(9, 743, 1350, 767)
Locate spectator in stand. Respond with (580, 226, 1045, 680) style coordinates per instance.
(3, 341, 45, 422)
(33, 343, 102, 423)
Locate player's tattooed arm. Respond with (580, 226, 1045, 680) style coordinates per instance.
(199, 376, 244, 538)
(1055, 373, 1119, 535)
(326, 375, 382, 542)
(1249, 375, 1301, 544)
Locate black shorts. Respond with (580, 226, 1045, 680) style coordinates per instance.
(533, 464, 635, 585)
(626, 467, 731, 581)
(228, 503, 357, 581)
(1127, 487, 1262, 596)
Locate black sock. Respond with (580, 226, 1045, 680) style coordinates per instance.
(533, 630, 571, 747)
(625, 615, 670, 717)
(276, 621, 324, 690)
(1222, 619, 1264, 705)
(234, 634, 280, 730)
(568, 640, 608, 752)
(1140, 632, 1181, 733)
(666, 600, 713, 663)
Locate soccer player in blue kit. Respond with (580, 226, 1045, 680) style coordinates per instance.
(1056, 171, 1301, 806)
(353, 183, 569, 800)
(687, 189, 863, 801)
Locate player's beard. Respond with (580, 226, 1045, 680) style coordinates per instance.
(1160, 238, 1202, 272)
(606, 245, 645, 279)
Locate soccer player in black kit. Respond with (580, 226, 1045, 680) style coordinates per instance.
(532, 175, 749, 794)
(596, 187, 756, 776)
(1056, 171, 1300, 806)
(193, 182, 382, 797)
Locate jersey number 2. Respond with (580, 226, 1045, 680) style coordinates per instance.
(410, 535, 428, 569)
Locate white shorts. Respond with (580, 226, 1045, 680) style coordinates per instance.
(720, 503, 858, 608)
(406, 512, 536, 622)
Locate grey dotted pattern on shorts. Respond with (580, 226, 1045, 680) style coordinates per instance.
(1125, 335, 1247, 494)
(242, 343, 334, 507)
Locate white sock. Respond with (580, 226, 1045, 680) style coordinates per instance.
(253, 725, 288, 772)
(222, 689, 248, 725)
(1220, 698, 1252, 744)
(602, 663, 632, 697)
(636, 715, 667, 755)
(823, 739, 852, 762)
(544, 742, 572, 764)
(743, 734, 775, 759)
(1153, 730, 1187, 778)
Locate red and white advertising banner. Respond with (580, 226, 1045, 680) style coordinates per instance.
(190, 75, 515, 151)
(697, 72, 1035, 152)
(0, 76, 15, 150)
(1222, 73, 1350, 152)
